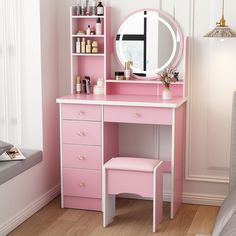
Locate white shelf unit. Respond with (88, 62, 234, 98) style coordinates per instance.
(70, 6, 111, 94)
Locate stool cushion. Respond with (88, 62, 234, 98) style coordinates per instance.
(105, 157, 161, 172)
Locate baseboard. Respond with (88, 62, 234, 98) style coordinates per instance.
(119, 192, 225, 206)
(182, 192, 226, 206)
(0, 184, 60, 236)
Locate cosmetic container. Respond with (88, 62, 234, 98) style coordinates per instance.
(81, 38, 86, 53)
(93, 78, 104, 94)
(96, 1, 104, 16)
(86, 40, 92, 53)
(86, 25, 91, 35)
(96, 18, 102, 35)
(76, 0, 81, 16)
(76, 76, 81, 93)
(85, 76, 91, 94)
(91, 0, 96, 15)
(124, 61, 131, 80)
(115, 72, 124, 80)
(81, 0, 85, 15)
(86, 0, 90, 15)
(76, 38, 81, 53)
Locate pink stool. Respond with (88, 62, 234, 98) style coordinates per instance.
(103, 157, 164, 232)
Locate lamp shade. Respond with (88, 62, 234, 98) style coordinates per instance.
(204, 0, 236, 38)
(204, 26, 236, 37)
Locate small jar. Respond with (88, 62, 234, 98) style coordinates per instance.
(115, 72, 124, 80)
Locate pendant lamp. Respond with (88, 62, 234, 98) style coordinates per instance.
(204, 0, 236, 37)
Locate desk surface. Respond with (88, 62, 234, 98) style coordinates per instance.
(57, 94, 187, 108)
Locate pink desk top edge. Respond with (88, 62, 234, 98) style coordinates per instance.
(56, 94, 187, 108)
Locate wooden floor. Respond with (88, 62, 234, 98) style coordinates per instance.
(8, 197, 219, 236)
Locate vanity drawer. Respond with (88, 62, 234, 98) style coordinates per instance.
(104, 106, 172, 125)
(61, 104, 101, 121)
(63, 168, 101, 199)
(63, 144, 101, 170)
(62, 120, 101, 145)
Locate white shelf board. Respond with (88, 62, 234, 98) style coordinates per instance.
(72, 34, 105, 38)
(72, 15, 105, 19)
(72, 53, 104, 56)
(106, 79, 183, 84)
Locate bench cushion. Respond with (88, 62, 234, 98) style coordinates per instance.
(105, 157, 161, 172)
(0, 149, 42, 185)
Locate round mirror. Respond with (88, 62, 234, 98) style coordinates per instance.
(115, 9, 184, 79)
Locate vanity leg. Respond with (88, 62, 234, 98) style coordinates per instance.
(153, 162, 163, 232)
(103, 165, 116, 227)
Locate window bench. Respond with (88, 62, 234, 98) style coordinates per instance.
(0, 149, 42, 185)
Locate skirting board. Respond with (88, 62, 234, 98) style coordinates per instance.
(120, 192, 226, 206)
(0, 184, 60, 236)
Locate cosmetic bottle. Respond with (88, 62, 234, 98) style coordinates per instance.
(96, 18, 102, 35)
(86, 40, 91, 53)
(86, 0, 90, 15)
(124, 61, 131, 80)
(93, 78, 104, 94)
(82, 79, 86, 93)
(76, 38, 81, 53)
(85, 76, 91, 94)
(91, 0, 96, 16)
(96, 1, 104, 16)
(86, 25, 91, 35)
(91, 40, 98, 53)
(76, 0, 81, 15)
(81, 0, 85, 15)
(76, 76, 81, 93)
(81, 37, 86, 53)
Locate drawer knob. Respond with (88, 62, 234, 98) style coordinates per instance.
(78, 111, 85, 116)
(79, 182, 85, 187)
(77, 131, 85, 136)
(78, 155, 85, 160)
(134, 112, 142, 118)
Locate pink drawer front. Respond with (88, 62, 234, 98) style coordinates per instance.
(62, 120, 101, 145)
(63, 168, 101, 198)
(61, 104, 101, 121)
(104, 106, 172, 125)
(63, 144, 101, 170)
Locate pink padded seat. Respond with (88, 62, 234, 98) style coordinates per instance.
(105, 157, 161, 172)
(103, 157, 164, 232)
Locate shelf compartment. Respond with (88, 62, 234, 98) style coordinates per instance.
(71, 18, 105, 35)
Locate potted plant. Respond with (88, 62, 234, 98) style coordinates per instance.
(158, 67, 179, 100)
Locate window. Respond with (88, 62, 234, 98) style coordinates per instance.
(0, 0, 42, 149)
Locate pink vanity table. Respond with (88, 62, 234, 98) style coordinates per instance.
(57, 7, 188, 219)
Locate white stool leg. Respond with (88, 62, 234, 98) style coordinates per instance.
(153, 162, 163, 232)
(103, 165, 116, 227)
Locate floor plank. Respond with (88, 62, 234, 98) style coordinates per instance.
(8, 197, 219, 236)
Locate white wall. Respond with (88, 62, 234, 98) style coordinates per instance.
(0, 0, 60, 234)
(57, 0, 236, 205)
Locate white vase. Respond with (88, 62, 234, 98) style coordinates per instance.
(162, 86, 172, 100)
